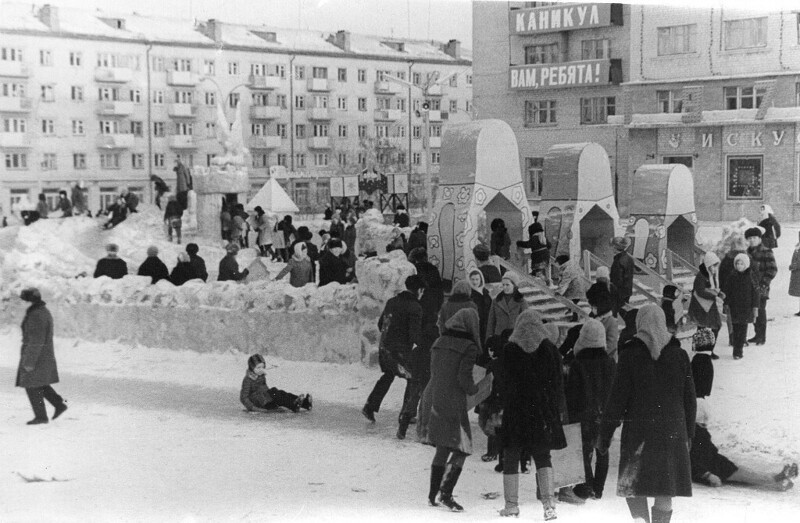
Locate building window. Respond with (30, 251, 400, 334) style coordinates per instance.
(73, 153, 86, 169)
(130, 89, 141, 103)
(313, 124, 329, 137)
(657, 90, 683, 113)
(295, 95, 305, 109)
(152, 90, 164, 104)
(395, 98, 406, 112)
(396, 71, 406, 81)
(334, 124, 346, 138)
(174, 90, 193, 104)
(337, 96, 348, 110)
(205, 91, 216, 106)
(172, 58, 192, 72)
(727, 155, 763, 199)
(580, 96, 615, 124)
(131, 153, 144, 169)
(5, 153, 27, 169)
(465, 100, 472, 113)
(251, 123, 267, 136)
(294, 65, 305, 80)
(206, 154, 216, 166)
(338, 153, 347, 166)
(72, 120, 84, 135)
(357, 153, 367, 167)
(69, 52, 82, 66)
(357, 69, 366, 82)
(466, 74, 473, 86)
(431, 151, 440, 165)
(151, 56, 165, 71)
(252, 153, 269, 169)
(1, 48, 23, 61)
(153, 122, 165, 137)
(98, 87, 120, 101)
(796, 82, 800, 106)
(41, 119, 55, 135)
(338, 68, 347, 82)
(295, 153, 306, 168)
(662, 156, 693, 168)
(657, 24, 697, 55)
(40, 85, 55, 102)
(449, 75, 458, 87)
(376, 124, 389, 138)
(725, 17, 767, 50)
(229, 92, 240, 108)
(154, 153, 165, 168)
(277, 153, 287, 167)
(525, 43, 559, 64)
(397, 152, 406, 165)
(276, 94, 287, 109)
(251, 63, 267, 76)
(525, 157, 544, 198)
(203, 59, 215, 76)
(449, 99, 458, 113)
(1, 82, 25, 97)
(228, 61, 239, 75)
(724, 86, 766, 110)
(581, 39, 610, 60)
(313, 95, 329, 109)
(524, 100, 557, 126)
(377, 97, 391, 110)
(175, 122, 193, 136)
(3, 118, 26, 133)
(39, 50, 52, 66)
(206, 122, 216, 137)
(358, 97, 367, 111)
(412, 152, 421, 165)
(358, 125, 368, 138)
(429, 125, 442, 137)
(277, 124, 287, 138)
(100, 153, 121, 169)
(314, 153, 329, 166)
(41, 153, 57, 170)
(312, 67, 327, 79)
(295, 124, 306, 138)
(252, 93, 269, 106)
(413, 125, 421, 139)
(412, 72, 422, 85)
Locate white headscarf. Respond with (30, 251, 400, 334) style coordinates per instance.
(635, 303, 673, 360)
(292, 242, 309, 262)
(468, 269, 485, 294)
(508, 309, 548, 353)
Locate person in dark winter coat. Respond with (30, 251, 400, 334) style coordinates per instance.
(487, 272, 528, 339)
(343, 215, 357, 254)
(473, 243, 502, 283)
(721, 254, 760, 359)
(185, 243, 208, 282)
(617, 308, 638, 354)
(588, 265, 620, 317)
(275, 243, 313, 287)
(409, 247, 446, 365)
(437, 280, 478, 335)
(610, 236, 634, 312)
(217, 242, 249, 282)
(758, 204, 781, 249)
(393, 204, 410, 228)
(240, 354, 311, 413)
(58, 190, 72, 217)
(497, 309, 567, 519)
(790, 232, 800, 316)
(93, 243, 128, 279)
(122, 188, 139, 213)
(416, 308, 483, 512)
(565, 319, 616, 501)
(318, 239, 349, 286)
(600, 303, 696, 523)
(16, 288, 67, 425)
(585, 270, 620, 361)
(718, 236, 748, 343)
(363, 275, 426, 436)
(468, 269, 493, 348)
(688, 251, 723, 359)
(328, 214, 345, 240)
(169, 252, 198, 286)
(491, 218, 511, 260)
(517, 221, 551, 283)
(323, 205, 333, 220)
(102, 196, 128, 229)
(164, 195, 184, 244)
(174, 159, 192, 210)
(407, 221, 428, 253)
(137, 246, 170, 284)
(150, 175, 170, 209)
(746, 226, 777, 345)
(661, 284, 685, 334)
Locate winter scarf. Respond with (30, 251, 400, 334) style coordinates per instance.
(635, 303, 672, 360)
(468, 269, 485, 295)
(508, 308, 547, 353)
(292, 242, 309, 262)
(443, 308, 481, 347)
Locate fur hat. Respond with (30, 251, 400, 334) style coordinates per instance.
(501, 271, 520, 288)
(247, 354, 265, 371)
(106, 243, 119, 253)
(744, 227, 763, 239)
(734, 252, 751, 270)
(472, 244, 491, 261)
(225, 242, 240, 254)
(662, 284, 680, 300)
(611, 236, 631, 250)
(595, 266, 610, 280)
(20, 287, 42, 302)
(574, 318, 606, 354)
(529, 222, 544, 234)
(146, 245, 159, 257)
(328, 238, 343, 250)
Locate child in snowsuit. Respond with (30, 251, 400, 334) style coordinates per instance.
(721, 253, 760, 360)
(240, 354, 312, 413)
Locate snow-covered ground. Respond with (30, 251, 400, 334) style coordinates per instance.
(0, 216, 798, 522)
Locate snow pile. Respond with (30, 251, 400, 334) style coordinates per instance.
(706, 218, 756, 257)
(355, 209, 411, 255)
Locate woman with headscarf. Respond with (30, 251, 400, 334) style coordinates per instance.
(688, 251, 724, 360)
(417, 308, 483, 512)
(437, 281, 478, 335)
(487, 272, 528, 340)
(758, 204, 781, 249)
(721, 253, 759, 360)
(274, 242, 312, 287)
(599, 303, 696, 523)
(468, 269, 492, 347)
(497, 309, 567, 519)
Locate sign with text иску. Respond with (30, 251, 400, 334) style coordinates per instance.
(510, 60, 610, 90)
(510, 3, 614, 35)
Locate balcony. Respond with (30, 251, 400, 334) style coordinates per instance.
(307, 136, 331, 149)
(374, 109, 402, 121)
(167, 70, 198, 86)
(96, 101, 135, 116)
(374, 80, 401, 94)
(427, 110, 442, 122)
(0, 61, 30, 77)
(96, 134, 135, 149)
(307, 78, 329, 91)
(250, 105, 282, 119)
(0, 97, 32, 112)
(94, 67, 133, 83)
(0, 133, 31, 148)
(168, 135, 196, 149)
(424, 84, 443, 97)
(248, 135, 282, 149)
(167, 103, 198, 118)
(427, 136, 442, 148)
(248, 75, 281, 90)
(307, 107, 332, 120)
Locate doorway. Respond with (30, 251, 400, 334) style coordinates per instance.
(485, 193, 523, 263)
(667, 215, 695, 263)
(579, 205, 616, 263)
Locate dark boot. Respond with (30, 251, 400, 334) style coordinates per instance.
(53, 401, 68, 420)
(361, 403, 376, 423)
(626, 497, 651, 523)
(25, 388, 49, 425)
(428, 465, 446, 506)
(439, 466, 464, 511)
(396, 415, 411, 440)
(651, 507, 673, 523)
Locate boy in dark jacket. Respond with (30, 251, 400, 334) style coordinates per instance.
(93, 243, 128, 279)
(240, 354, 311, 413)
(565, 318, 615, 500)
(137, 246, 170, 284)
(745, 227, 777, 345)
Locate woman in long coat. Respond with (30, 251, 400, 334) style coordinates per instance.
(417, 308, 482, 512)
(487, 272, 528, 339)
(468, 269, 493, 353)
(497, 309, 567, 520)
(789, 232, 800, 316)
(600, 303, 696, 523)
(16, 288, 67, 425)
(688, 251, 723, 359)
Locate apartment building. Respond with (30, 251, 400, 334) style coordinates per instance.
(474, 2, 800, 221)
(0, 4, 472, 215)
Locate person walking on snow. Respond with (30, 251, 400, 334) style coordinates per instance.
(610, 236, 635, 312)
(789, 232, 800, 316)
(16, 288, 68, 425)
(164, 195, 183, 244)
(745, 227, 777, 345)
(758, 204, 781, 249)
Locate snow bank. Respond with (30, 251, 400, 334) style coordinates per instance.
(355, 209, 412, 255)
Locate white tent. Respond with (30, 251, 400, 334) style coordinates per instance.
(246, 178, 299, 213)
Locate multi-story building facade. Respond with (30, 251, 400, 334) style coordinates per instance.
(474, 2, 800, 221)
(0, 4, 471, 214)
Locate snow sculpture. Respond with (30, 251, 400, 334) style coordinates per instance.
(355, 208, 411, 256)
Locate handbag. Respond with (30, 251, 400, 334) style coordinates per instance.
(692, 327, 716, 351)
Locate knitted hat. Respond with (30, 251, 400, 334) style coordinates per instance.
(611, 236, 631, 250)
(147, 245, 159, 257)
(530, 222, 544, 234)
(225, 242, 240, 254)
(574, 318, 606, 354)
(734, 252, 751, 270)
(501, 271, 520, 288)
(595, 266, 610, 280)
(247, 354, 265, 371)
(703, 251, 720, 268)
(185, 243, 199, 255)
(744, 227, 762, 239)
(472, 244, 491, 261)
(106, 243, 119, 253)
(19, 287, 42, 302)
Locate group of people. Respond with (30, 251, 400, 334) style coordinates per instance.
(93, 242, 208, 285)
(15, 183, 91, 226)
